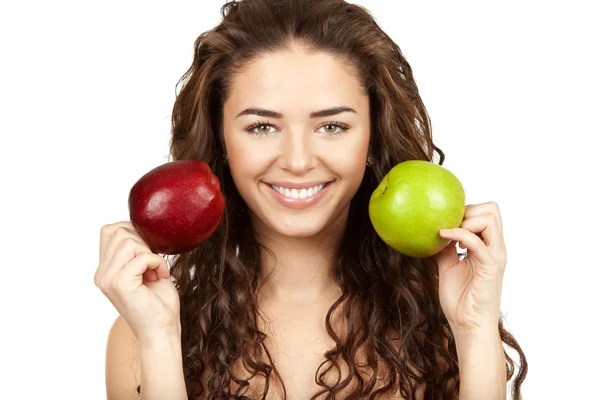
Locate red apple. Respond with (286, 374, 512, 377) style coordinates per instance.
(128, 160, 225, 255)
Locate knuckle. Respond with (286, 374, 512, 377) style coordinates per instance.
(98, 276, 112, 292)
(114, 226, 131, 238)
(488, 201, 500, 211)
(123, 237, 138, 246)
(100, 224, 112, 238)
(488, 209, 502, 227)
(93, 271, 101, 288)
(123, 220, 135, 228)
(119, 237, 140, 253)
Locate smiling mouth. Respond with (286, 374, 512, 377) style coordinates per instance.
(265, 181, 333, 200)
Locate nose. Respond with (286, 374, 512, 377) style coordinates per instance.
(279, 127, 316, 173)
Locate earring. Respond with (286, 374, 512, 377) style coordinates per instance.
(366, 154, 374, 167)
(223, 153, 228, 163)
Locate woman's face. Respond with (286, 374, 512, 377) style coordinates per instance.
(222, 46, 371, 238)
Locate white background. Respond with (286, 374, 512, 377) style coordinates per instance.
(1, 0, 598, 398)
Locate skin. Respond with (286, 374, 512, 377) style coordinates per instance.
(222, 42, 371, 306)
(221, 42, 372, 397)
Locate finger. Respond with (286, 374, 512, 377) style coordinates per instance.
(118, 252, 170, 287)
(103, 237, 154, 282)
(103, 227, 146, 266)
(143, 268, 158, 283)
(146, 255, 170, 281)
(460, 214, 505, 255)
(464, 201, 503, 232)
(439, 227, 495, 266)
(99, 221, 140, 264)
(96, 226, 147, 283)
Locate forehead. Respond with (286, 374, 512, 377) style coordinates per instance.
(224, 49, 366, 116)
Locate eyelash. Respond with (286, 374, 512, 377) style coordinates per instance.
(243, 119, 350, 137)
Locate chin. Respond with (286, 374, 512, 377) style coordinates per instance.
(269, 215, 330, 238)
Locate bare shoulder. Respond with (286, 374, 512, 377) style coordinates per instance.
(105, 315, 141, 399)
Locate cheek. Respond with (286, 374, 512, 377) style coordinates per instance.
(326, 138, 369, 181)
(331, 153, 365, 175)
(228, 141, 269, 177)
(225, 139, 270, 199)
(325, 153, 367, 201)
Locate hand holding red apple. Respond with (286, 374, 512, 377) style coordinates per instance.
(94, 160, 225, 343)
(94, 221, 181, 344)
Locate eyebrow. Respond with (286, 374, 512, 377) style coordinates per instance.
(235, 106, 357, 119)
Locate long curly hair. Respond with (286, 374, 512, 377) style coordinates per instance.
(138, 0, 528, 398)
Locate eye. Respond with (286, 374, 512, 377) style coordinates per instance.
(316, 121, 350, 137)
(243, 120, 278, 137)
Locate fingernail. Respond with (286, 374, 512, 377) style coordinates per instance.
(439, 229, 451, 234)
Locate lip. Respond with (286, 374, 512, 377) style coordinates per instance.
(263, 181, 333, 209)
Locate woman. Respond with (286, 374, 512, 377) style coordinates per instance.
(94, 0, 527, 399)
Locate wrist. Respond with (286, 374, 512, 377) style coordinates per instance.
(138, 327, 182, 351)
(139, 333, 184, 372)
(450, 320, 498, 342)
(453, 327, 501, 355)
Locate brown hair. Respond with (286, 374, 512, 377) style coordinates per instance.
(140, 0, 528, 398)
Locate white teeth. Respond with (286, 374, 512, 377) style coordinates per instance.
(270, 183, 328, 199)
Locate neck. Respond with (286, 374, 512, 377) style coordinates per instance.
(251, 209, 348, 306)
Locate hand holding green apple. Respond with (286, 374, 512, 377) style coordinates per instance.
(369, 160, 509, 333)
(368, 160, 465, 258)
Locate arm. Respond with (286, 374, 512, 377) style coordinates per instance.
(139, 333, 187, 400)
(105, 316, 187, 400)
(435, 202, 510, 399)
(454, 328, 507, 400)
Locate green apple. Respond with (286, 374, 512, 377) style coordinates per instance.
(368, 160, 465, 258)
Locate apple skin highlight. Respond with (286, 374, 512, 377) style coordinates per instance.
(368, 160, 465, 258)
